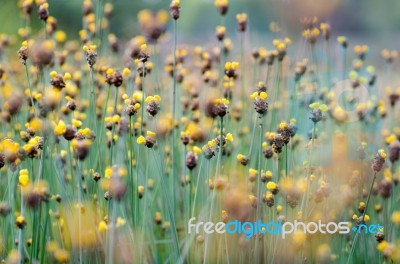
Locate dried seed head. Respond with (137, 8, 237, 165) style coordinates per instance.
(263, 146, 274, 159)
(271, 134, 285, 153)
(236, 13, 248, 32)
(169, 0, 181, 20)
(375, 233, 384, 243)
(185, 151, 197, 170)
(93, 172, 101, 182)
(0, 202, 10, 216)
(379, 178, 392, 199)
(371, 150, 386, 172)
(63, 125, 76, 141)
(38, 2, 49, 21)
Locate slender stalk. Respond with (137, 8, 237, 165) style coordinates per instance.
(18, 191, 24, 264)
(24, 63, 35, 117)
(151, 149, 181, 262)
(204, 116, 224, 263)
(109, 87, 118, 165)
(347, 172, 377, 264)
(140, 62, 146, 136)
(255, 115, 263, 263)
(171, 19, 178, 216)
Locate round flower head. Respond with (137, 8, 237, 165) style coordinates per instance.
(236, 13, 248, 32)
(169, 0, 180, 20)
(145, 95, 161, 116)
(83, 44, 97, 68)
(309, 102, 328, 123)
(302, 27, 320, 44)
(214, 0, 229, 15)
(213, 98, 229, 117)
(185, 151, 198, 170)
(250, 91, 269, 116)
(337, 36, 348, 48)
(18, 41, 29, 65)
(38, 2, 49, 21)
(371, 149, 386, 172)
(237, 153, 249, 166)
(224, 61, 239, 78)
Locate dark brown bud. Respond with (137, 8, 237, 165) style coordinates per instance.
(263, 146, 274, 159)
(185, 152, 197, 170)
(66, 100, 76, 111)
(63, 125, 76, 141)
(379, 179, 392, 199)
(93, 172, 101, 182)
(371, 154, 385, 172)
(0, 153, 5, 169)
(0, 202, 10, 216)
(145, 136, 156, 148)
(146, 100, 160, 116)
(169, 1, 180, 20)
(38, 3, 49, 21)
(271, 134, 285, 153)
(254, 98, 268, 116)
(50, 74, 65, 89)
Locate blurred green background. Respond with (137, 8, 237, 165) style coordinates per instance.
(1, 0, 400, 47)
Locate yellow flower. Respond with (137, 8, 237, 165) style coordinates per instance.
(377, 241, 389, 252)
(386, 134, 397, 144)
(226, 133, 233, 142)
(63, 72, 71, 81)
(259, 92, 268, 100)
(265, 192, 273, 199)
(207, 139, 216, 147)
(54, 30, 67, 43)
(249, 168, 257, 175)
(267, 181, 277, 190)
(250, 92, 258, 99)
(153, 95, 161, 102)
(392, 211, 400, 225)
(147, 131, 156, 137)
(137, 136, 146, 145)
(116, 217, 126, 228)
(319, 104, 328, 112)
(309, 102, 320, 109)
(50, 70, 58, 78)
(54, 249, 70, 263)
(379, 149, 387, 159)
(19, 169, 30, 187)
(193, 146, 202, 155)
(122, 68, 131, 77)
(72, 119, 82, 128)
(98, 221, 108, 232)
(105, 167, 112, 178)
(112, 115, 120, 124)
(337, 36, 347, 44)
(106, 68, 114, 75)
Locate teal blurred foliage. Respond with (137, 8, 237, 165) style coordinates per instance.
(1, 0, 400, 43)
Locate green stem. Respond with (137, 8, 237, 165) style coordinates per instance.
(347, 172, 377, 264)
(109, 87, 118, 165)
(255, 115, 263, 263)
(171, 19, 178, 217)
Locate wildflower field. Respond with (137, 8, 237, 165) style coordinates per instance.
(0, 0, 399, 263)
